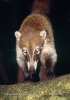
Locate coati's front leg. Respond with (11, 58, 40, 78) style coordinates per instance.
(17, 67, 32, 82)
(39, 46, 57, 81)
(39, 65, 47, 81)
(17, 67, 25, 83)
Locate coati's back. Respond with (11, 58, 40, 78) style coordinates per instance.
(15, 0, 57, 82)
(19, 13, 54, 44)
(19, 0, 54, 46)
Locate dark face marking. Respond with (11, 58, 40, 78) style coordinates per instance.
(33, 46, 41, 61)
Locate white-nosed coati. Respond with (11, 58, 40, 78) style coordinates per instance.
(15, 0, 57, 82)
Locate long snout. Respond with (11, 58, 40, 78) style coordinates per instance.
(27, 61, 38, 72)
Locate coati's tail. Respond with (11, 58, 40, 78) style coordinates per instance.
(32, 0, 51, 15)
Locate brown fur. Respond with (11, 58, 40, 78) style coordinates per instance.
(16, 0, 57, 82)
(17, 67, 25, 83)
(19, 14, 54, 46)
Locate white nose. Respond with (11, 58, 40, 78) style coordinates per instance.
(27, 61, 38, 72)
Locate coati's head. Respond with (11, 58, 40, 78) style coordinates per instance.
(15, 30, 48, 73)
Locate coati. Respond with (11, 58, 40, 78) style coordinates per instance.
(15, 0, 57, 82)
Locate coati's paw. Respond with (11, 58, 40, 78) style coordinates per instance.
(47, 72, 55, 80)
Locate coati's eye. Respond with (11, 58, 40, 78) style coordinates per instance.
(22, 47, 27, 56)
(35, 49, 40, 54)
(22, 47, 30, 61)
(35, 46, 41, 55)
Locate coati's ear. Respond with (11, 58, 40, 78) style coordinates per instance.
(15, 31, 21, 39)
(39, 30, 48, 39)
